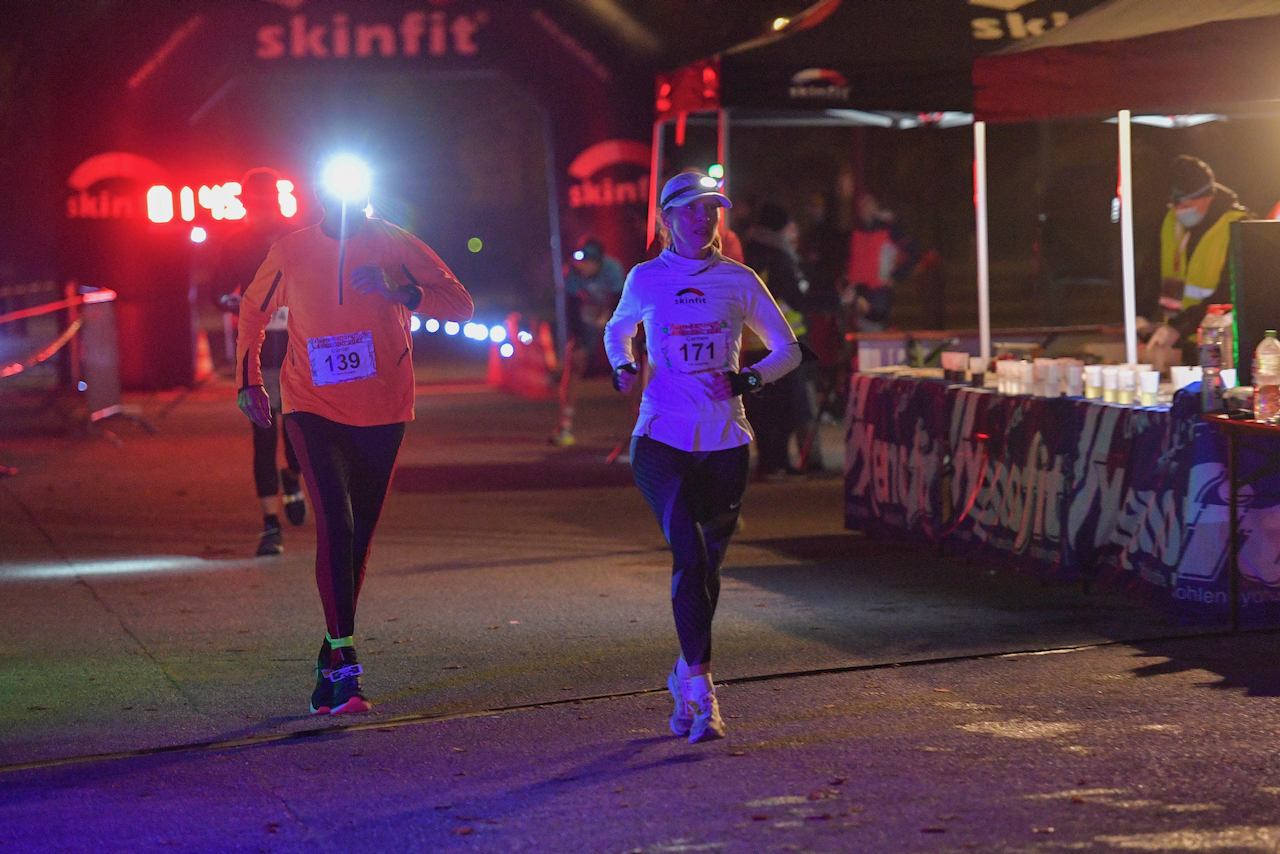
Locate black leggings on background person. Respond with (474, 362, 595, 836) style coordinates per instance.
(630, 435, 750, 667)
(253, 411, 301, 498)
(284, 412, 405, 640)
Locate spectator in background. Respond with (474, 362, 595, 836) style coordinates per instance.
(552, 236, 625, 447)
(799, 192, 848, 399)
(743, 203, 820, 478)
(841, 193, 917, 332)
(1141, 156, 1251, 369)
(214, 168, 306, 557)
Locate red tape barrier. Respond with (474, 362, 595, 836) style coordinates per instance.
(0, 288, 116, 378)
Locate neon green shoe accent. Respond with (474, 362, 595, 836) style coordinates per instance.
(326, 633, 355, 649)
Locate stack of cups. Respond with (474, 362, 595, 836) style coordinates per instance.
(1084, 364, 1103, 399)
(1116, 366, 1137, 405)
(1019, 361, 1034, 396)
(1043, 361, 1062, 398)
(1102, 366, 1119, 403)
(969, 356, 988, 388)
(1065, 362, 1084, 397)
(1139, 370, 1160, 407)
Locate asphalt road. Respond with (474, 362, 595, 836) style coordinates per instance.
(3, 376, 1279, 853)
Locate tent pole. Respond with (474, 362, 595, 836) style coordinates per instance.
(542, 108, 567, 361)
(1118, 109, 1138, 365)
(648, 120, 665, 249)
(718, 108, 730, 198)
(974, 120, 991, 364)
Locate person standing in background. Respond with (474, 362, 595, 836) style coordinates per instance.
(214, 168, 306, 557)
(841, 193, 916, 333)
(551, 237, 625, 447)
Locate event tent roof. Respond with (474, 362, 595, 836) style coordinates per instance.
(973, 0, 1280, 123)
(657, 0, 1105, 122)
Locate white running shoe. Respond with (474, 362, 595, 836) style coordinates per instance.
(667, 665, 694, 736)
(686, 676, 726, 744)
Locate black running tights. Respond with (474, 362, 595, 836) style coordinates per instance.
(630, 435, 750, 667)
(252, 411, 301, 498)
(284, 412, 405, 640)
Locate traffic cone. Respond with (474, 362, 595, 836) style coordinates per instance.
(486, 341, 503, 387)
(194, 329, 214, 381)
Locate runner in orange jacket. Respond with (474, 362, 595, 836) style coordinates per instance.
(237, 158, 472, 714)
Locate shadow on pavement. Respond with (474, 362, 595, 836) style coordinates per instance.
(394, 455, 635, 493)
(725, 532, 1208, 663)
(1120, 631, 1280, 697)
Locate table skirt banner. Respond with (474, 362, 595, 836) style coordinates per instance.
(844, 374, 1280, 624)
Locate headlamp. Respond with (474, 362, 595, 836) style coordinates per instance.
(320, 154, 372, 202)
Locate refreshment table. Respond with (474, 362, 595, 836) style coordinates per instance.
(844, 372, 1280, 627)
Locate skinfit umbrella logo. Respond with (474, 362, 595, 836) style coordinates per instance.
(675, 288, 707, 305)
(567, 139, 651, 208)
(789, 68, 849, 101)
(969, 0, 1073, 40)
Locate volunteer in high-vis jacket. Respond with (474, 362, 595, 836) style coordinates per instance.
(1143, 156, 1251, 367)
(606, 171, 801, 744)
(236, 156, 473, 715)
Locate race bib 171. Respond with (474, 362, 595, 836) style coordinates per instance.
(660, 320, 731, 374)
(307, 330, 378, 386)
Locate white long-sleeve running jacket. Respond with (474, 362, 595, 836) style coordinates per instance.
(604, 248, 802, 452)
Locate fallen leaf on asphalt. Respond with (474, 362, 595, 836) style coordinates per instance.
(26, 706, 50, 711)
(754, 602, 768, 607)
(393, 639, 412, 644)
(824, 704, 837, 709)
(599, 593, 609, 597)
(265, 824, 280, 833)
(807, 814, 833, 821)
(487, 625, 500, 630)
(453, 772, 466, 776)
(509, 620, 520, 625)
(442, 664, 466, 669)
(452, 747, 466, 752)
(752, 814, 769, 821)
(830, 777, 849, 786)
(1078, 779, 1089, 785)
(1033, 827, 1055, 834)
(629, 618, 639, 622)
(561, 686, 573, 690)
(384, 617, 398, 621)
(934, 688, 952, 693)
(1072, 796, 1084, 804)
(730, 751, 746, 757)
(452, 827, 473, 836)
(807, 791, 825, 800)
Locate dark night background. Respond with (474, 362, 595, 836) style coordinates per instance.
(6, 0, 1280, 345)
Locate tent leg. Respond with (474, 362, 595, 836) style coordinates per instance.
(542, 109, 567, 361)
(974, 120, 991, 364)
(718, 108, 730, 199)
(648, 120, 665, 249)
(1118, 109, 1138, 365)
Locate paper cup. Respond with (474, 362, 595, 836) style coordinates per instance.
(1085, 365, 1103, 399)
(1101, 366, 1118, 403)
(1139, 370, 1160, 407)
(1065, 364, 1084, 397)
(1117, 368, 1136, 405)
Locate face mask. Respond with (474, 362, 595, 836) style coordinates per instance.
(1176, 206, 1206, 229)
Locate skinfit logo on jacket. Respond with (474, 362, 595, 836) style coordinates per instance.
(675, 288, 707, 305)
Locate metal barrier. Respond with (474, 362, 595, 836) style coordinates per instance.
(0, 284, 138, 436)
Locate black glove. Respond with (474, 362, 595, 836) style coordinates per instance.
(727, 369, 763, 396)
(612, 362, 638, 391)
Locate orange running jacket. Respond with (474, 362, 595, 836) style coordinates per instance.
(236, 218, 473, 426)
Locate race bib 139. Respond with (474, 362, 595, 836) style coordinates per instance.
(307, 330, 377, 386)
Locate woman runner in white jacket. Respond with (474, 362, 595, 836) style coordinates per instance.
(605, 171, 802, 743)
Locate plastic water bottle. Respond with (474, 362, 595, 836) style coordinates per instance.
(1254, 330, 1280, 423)
(1199, 307, 1230, 412)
